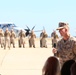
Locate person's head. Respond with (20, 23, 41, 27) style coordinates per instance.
(70, 62, 76, 75)
(56, 22, 69, 37)
(42, 56, 60, 75)
(11, 29, 13, 32)
(31, 30, 34, 33)
(53, 30, 56, 34)
(20, 29, 23, 32)
(61, 60, 75, 75)
(42, 30, 45, 33)
(6, 28, 8, 32)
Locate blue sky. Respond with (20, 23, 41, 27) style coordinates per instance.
(0, 0, 76, 36)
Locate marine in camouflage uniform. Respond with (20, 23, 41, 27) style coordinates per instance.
(53, 22, 76, 67)
(51, 31, 59, 48)
(51, 31, 59, 56)
(4, 28, 11, 49)
(52, 35, 59, 56)
(18, 30, 26, 48)
(52, 35, 59, 48)
(0, 29, 4, 48)
(41, 30, 48, 48)
(10, 29, 16, 48)
(40, 30, 44, 47)
(29, 30, 36, 48)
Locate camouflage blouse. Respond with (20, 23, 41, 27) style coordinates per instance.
(57, 36, 76, 65)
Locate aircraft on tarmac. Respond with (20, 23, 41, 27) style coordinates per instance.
(0, 22, 43, 37)
(0, 22, 26, 37)
(24, 25, 35, 36)
(24, 25, 43, 36)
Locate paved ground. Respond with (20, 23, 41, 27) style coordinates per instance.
(0, 38, 53, 75)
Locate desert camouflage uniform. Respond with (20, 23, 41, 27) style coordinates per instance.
(40, 31, 44, 47)
(10, 30, 16, 48)
(52, 35, 59, 48)
(29, 31, 36, 48)
(4, 29, 10, 49)
(18, 30, 26, 48)
(52, 37, 59, 48)
(41, 31, 48, 48)
(57, 36, 76, 67)
(52, 35, 59, 56)
(0, 29, 4, 48)
(51, 31, 59, 48)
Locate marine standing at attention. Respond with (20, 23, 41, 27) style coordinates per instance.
(4, 28, 11, 49)
(18, 30, 26, 48)
(29, 30, 36, 48)
(10, 29, 16, 48)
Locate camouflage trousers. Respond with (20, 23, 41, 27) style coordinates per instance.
(40, 39, 42, 47)
(41, 38, 47, 48)
(0, 37, 4, 48)
(29, 38, 35, 48)
(10, 37, 15, 48)
(4, 37, 10, 49)
(19, 37, 25, 48)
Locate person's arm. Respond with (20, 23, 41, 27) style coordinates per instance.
(73, 40, 76, 55)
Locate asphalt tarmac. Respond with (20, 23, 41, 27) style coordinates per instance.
(0, 38, 53, 75)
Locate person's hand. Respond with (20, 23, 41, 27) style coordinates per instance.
(52, 48, 57, 54)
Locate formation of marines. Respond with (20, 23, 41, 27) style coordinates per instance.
(0, 28, 54, 49)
